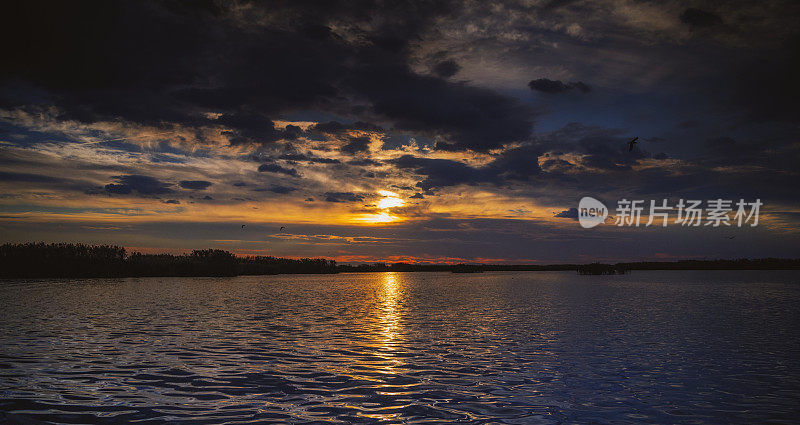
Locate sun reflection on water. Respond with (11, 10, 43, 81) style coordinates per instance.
(380, 272, 401, 346)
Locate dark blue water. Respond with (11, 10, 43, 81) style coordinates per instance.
(1, 271, 799, 424)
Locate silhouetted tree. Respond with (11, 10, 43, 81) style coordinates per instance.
(1, 243, 798, 279)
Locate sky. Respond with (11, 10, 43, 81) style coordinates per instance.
(1, 0, 799, 263)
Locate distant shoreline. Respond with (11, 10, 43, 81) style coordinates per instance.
(340, 260, 800, 275)
(2, 243, 799, 279)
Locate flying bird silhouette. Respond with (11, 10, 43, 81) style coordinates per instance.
(280, 226, 286, 231)
(241, 224, 246, 228)
(628, 137, 639, 152)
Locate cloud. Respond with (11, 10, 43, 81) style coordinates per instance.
(0, 1, 533, 152)
(348, 158, 383, 166)
(700, 136, 771, 166)
(528, 78, 590, 94)
(257, 163, 300, 177)
(489, 144, 543, 180)
(104, 175, 172, 195)
(279, 153, 340, 164)
(432, 60, 460, 78)
(324, 192, 365, 203)
(679, 8, 723, 28)
(553, 208, 579, 220)
(541, 158, 575, 172)
(0, 171, 62, 183)
(391, 143, 542, 190)
(268, 185, 296, 194)
(179, 180, 212, 190)
(392, 155, 493, 190)
(217, 111, 300, 145)
(340, 136, 371, 155)
(1, 0, 799, 264)
(358, 72, 534, 151)
(312, 121, 383, 133)
(725, 33, 800, 124)
(104, 184, 132, 195)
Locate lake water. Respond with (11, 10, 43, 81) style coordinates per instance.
(1, 271, 799, 424)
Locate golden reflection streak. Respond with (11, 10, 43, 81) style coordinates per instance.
(349, 272, 406, 421)
(380, 272, 400, 346)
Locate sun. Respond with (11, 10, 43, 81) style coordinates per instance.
(355, 190, 407, 224)
(377, 196, 404, 209)
(376, 190, 405, 209)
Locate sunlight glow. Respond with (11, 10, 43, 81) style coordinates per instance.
(353, 190, 407, 224)
(381, 272, 400, 344)
(358, 212, 397, 223)
(377, 197, 404, 209)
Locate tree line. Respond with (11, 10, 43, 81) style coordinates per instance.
(1, 242, 798, 279)
(0, 243, 336, 278)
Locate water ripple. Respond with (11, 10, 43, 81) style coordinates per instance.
(1, 271, 799, 424)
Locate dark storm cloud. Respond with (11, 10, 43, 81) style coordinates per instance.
(528, 79, 590, 94)
(104, 175, 172, 195)
(311, 121, 384, 134)
(0, 0, 533, 152)
(529, 80, 564, 93)
(257, 163, 300, 177)
(725, 33, 800, 123)
(340, 136, 371, 155)
(357, 71, 533, 151)
(553, 208, 579, 220)
(217, 112, 300, 145)
(0, 171, 102, 194)
(505, 123, 800, 206)
(541, 158, 575, 172)
(533, 123, 647, 171)
(680, 8, 723, 28)
(432, 60, 460, 78)
(392, 142, 543, 190)
(490, 144, 543, 181)
(579, 142, 644, 171)
(279, 153, 340, 164)
(324, 192, 365, 203)
(700, 136, 787, 167)
(0, 171, 62, 183)
(392, 155, 494, 190)
(104, 184, 132, 195)
(268, 185, 297, 194)
(179, 180, 212, 190)
(348, 158, 383, 167)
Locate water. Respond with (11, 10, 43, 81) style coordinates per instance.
(1, 271, 799, 424)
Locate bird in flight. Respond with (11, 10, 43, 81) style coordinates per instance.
(628, 137, 639, 152)
(241, 224, 246, 228)
(280, 226, 286, 231)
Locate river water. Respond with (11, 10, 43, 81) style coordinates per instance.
(1, 271, 798, 424)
